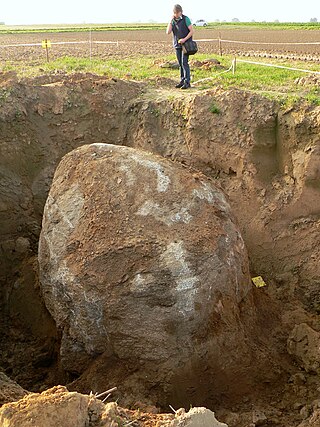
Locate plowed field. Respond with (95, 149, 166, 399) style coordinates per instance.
(0, 28, 319, 64)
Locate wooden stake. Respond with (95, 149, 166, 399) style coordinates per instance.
(45, 39, 49, 62)
(89, 27, 92, 61)
(232, 57, 237, 74)
(218, 32, 222, 56)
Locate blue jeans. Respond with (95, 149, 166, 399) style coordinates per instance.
(176, 48, 190, 84)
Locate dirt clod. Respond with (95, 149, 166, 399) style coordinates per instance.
(287, 323, 320, 373)
(0, 372, 28, 406)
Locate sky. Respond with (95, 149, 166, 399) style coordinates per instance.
(1, 0, 319, 25)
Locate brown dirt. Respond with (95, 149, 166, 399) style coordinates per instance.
(0, 372, 28, 406)
(0, 28, 319, 64)
(0, 71, 319, 426)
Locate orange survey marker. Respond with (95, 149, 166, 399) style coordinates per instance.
(252, 276, 267, 288)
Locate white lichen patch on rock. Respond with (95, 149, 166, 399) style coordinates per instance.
(40, 184, 84, 263)
(130, 272, 156, 293)
(118, 161, 136, 187)
(160, 241, 199, 316)
(130, 152, 171, 192)
(193, 181, 229, 212)
(136, 200, 192, 226)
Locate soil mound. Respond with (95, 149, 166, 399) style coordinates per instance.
(0, 384, 228, 427)
(0, 386, 104, 427)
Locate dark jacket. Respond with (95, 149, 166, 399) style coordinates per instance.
(172, 15, 192, 48)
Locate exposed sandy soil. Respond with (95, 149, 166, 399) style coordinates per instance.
(0, 28, 319, 64)
(0, 72, 319, 426)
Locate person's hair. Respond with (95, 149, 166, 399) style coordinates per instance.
(173, 4, 183, 13)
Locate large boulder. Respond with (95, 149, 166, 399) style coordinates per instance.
(39, 143, 252, 397)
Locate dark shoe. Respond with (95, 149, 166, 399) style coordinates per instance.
(181, 83, 191, 90)
(175, 82, 184, 88)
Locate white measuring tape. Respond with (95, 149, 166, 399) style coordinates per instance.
(0, 40, 119, 48)
(1, 38, 319, 48)
(220, 39, 320, 46)
(193, 63, 234, 85)
(0, 42, 42, 47)
(93, 41, 119, 45)
(193, 57, 320, 86)
(237, 59, 320, 74)
(195, 38, 320, 46)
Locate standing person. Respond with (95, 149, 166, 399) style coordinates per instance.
(166, 4, 194, 89)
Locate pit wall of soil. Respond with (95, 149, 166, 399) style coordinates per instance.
(0, 72, 319, 402)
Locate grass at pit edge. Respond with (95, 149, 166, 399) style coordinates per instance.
(1, 53, 319, 107)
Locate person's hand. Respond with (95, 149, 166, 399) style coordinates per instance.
(178, 38, 185, 44)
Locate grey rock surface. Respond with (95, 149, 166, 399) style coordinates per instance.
(171, 407, 228, 427)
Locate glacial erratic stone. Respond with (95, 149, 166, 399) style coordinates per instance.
(39, 143, 251, 378)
